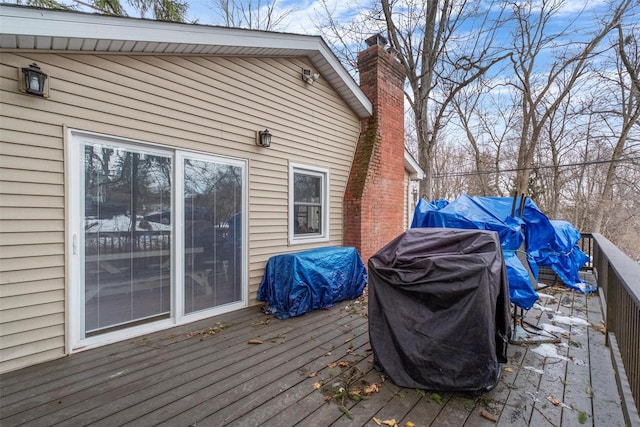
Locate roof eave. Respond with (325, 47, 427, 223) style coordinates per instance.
(404, 149, 425, 180)
(0, 4, 372, 118)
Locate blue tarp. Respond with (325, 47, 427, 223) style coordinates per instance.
(411, 195, 591, 309)
(257, 246, 367, 319)
(534, 220, 593, 292)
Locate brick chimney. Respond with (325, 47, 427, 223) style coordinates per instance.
(344, 34, 406, 266)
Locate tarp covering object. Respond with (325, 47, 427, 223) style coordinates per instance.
(368, 228, 511, 391)
(258, 246, 367, 319)
(411, 195, 591, 308)
(534, 220, 592, 292)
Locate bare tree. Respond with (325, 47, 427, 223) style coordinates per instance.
(13, 0, 189, 21)
(314, 0, 510, 199)
(313, 0, 382, 75)
(450, 76, 517, 196)
(380, 0, 510, 200)
(507, 0, 633, 196)
(590, 24, 640, 233)
(210, 0, 296, 30)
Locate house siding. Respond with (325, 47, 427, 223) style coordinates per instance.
(0, 52, 361, 373)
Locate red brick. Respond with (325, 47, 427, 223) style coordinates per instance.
(344, 44, 406, 267)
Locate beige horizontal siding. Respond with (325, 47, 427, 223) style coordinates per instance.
(0, 155, 63, 174)
(0, 278, 62, 297)
(0, 219, 64, 233)
(0, 168, 63, 185)
(0, 243, 63, 259)
(0, 232, 63, 246)
(0, 139, 64, 162)
(0, 206, 63, 220)
(0, 194, 64, 209)
(0, 290, 64, 311)
(1, 313, 64, 336)
(0, 50, 361, 373)
(0, 337, 64, 367)
(0, 300, 64, 323)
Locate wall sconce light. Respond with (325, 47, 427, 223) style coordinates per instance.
(21, 63, 48, 96)
(256, 129, 272, 147)
(302, 69, 320, 85)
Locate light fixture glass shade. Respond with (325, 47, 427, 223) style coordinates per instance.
(22, 63, 47, 96)
(257, 129, 271, 147)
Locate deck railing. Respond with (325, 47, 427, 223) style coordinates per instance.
(591, 233, 640, 425)
(578, 233, 594, 271)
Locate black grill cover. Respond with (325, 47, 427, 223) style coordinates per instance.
(368, 228, 511, 391)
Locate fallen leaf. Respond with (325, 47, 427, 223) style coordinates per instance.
(323, 395, 332, 402)
(592, 324, 606, 334)
(547, 396, 562, 406)
(338, 361, 350, 367)
(504, 367, 513, 373)
(373, 417, 382, 425)
(312, 382, 322, 390)
(308, 371, 317, 378)
(345, 338, 353, 343)
(382, 419, 398, 427)
(247, 339, 263, 345)
(480, 409, 497, 422)
(327, 362, 338, 368)
(406, 422, 417, 427)
(364, 383, 379, 394)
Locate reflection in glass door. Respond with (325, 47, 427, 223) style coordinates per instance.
(82, 143, 172, 335)
(183, 157, 243, 314)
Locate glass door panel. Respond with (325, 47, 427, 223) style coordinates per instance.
(83, 143, 172, 335)
(183, 157, 243, 314)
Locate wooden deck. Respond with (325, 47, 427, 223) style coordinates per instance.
(0, 285, 626, 426)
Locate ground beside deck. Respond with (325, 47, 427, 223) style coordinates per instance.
(0, 286, 625, 426)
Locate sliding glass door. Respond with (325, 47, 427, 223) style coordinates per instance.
(71, 131, 246, 346)
(181, 155, 244, 314)
(83, 143, 172, 335)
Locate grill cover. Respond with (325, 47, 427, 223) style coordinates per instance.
(368, 228, 511, 391)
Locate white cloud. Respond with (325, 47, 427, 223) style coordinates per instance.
(181, 0, 372, 34)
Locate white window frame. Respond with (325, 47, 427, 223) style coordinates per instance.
(67, 129, 248, 353)
(289, 162, 330, 245)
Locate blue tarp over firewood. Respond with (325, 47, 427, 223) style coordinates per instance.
(258, 246, 367, 319)
(411, 195, 591, 309)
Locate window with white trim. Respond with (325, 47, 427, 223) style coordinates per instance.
(289, 163, 329, 244)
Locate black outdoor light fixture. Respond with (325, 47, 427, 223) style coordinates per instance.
(256, 129, 272, 147)
(21, 63, 48, 96)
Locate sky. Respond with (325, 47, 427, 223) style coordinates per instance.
(176, 0, 370, 34)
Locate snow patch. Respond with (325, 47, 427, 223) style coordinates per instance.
(552, 315, 590, 326)
(524, 366, 545, 375)
(532, 303, 554, 312)
(531, 343, 569, 361)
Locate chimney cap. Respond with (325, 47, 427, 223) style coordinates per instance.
(365, 33, 387, 47)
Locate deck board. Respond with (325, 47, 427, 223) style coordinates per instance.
(0, 285, 627, 427)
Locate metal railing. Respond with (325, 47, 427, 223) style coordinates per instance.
(578, 233, 594, 271)
(591, 233, 640, 425)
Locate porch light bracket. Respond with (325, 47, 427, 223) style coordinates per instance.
(21, 63, 48, 97)
(256, 129, 272, 147)
(302, 69, 319, 85)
